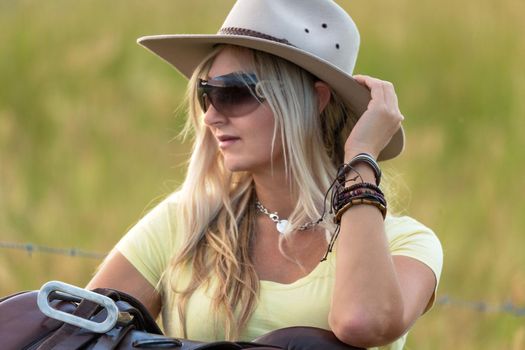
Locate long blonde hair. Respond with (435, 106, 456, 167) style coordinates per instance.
(163, 45, 356, 339)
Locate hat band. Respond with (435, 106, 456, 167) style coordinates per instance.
(219, 27, 294, 46)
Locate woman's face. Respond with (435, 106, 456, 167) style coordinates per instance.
(203, 47, 284, 174)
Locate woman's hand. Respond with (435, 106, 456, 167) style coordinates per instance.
(345, 75, 404, 160)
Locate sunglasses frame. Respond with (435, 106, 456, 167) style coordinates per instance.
(197, 72, 266, 117)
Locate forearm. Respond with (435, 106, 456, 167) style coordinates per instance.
(87, 249, 162, 318)
(329, 163, 405, 347)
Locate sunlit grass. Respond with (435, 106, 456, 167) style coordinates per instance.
(1, 0, 524, 348)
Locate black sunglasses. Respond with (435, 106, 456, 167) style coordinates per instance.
(197, 73, 266, 117)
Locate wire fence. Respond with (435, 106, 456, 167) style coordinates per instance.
(0, 241, 106, 259)
(435, 295, 525, 317)
(1, 240, 525, 317)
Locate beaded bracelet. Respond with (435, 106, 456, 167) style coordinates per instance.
(337, 182, 385, 196)
(338, 182, 384, 196)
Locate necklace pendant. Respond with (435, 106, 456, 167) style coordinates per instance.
(276, 220, 288, 234)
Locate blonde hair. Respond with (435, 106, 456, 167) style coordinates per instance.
(163, 45, 368, 339)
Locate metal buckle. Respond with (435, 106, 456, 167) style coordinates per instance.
(37, 280, 119, 333)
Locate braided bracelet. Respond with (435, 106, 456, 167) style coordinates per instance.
(335, 187, 385, 208)
(337, 189, 381, 202)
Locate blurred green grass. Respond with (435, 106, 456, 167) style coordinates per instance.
(1, 0, 524, 348)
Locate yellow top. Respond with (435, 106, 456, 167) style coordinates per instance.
(116, 195, 443, 350)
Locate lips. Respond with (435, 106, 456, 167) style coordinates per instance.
(217, 135, 239, 142)
(216, 134, 240, 149)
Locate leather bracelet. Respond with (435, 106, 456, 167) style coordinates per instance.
(346, 153, 382, 186)
(334, 197, 387, 223)
(336, 192, 386, 210)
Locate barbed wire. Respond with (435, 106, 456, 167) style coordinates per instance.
(435, 295, 525, 317)
(1, 241, 524, 317)
(0, 241, 106, 259)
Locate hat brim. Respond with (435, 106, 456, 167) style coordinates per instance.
(138, 34, 404, 161)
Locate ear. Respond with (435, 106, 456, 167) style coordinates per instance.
(314, 81, 332, 114)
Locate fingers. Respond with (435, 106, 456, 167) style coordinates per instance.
(381, 81, 399, 112)
(354, 74, 402, 116)
(353, 74, 385, 105)
(344, 75, 405, 159)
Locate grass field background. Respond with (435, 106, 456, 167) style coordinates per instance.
(1, 0, 524, 348)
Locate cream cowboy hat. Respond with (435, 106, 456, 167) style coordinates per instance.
(138, 0, 404, 161)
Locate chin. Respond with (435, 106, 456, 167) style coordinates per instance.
(224, 163, 251, 173)
(222, 152, 276, 174)
(222, 159, 245, 173)
(222, 157, 259, 173)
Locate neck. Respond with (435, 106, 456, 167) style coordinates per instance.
(251, 168, 295, 218)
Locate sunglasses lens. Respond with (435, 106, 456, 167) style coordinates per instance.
(211, 86, 261, 116)
(197, 74, 264, 117)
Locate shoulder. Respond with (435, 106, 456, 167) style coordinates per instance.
(115, 192, 183, 287)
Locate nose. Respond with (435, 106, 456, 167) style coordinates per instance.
(203, 104, 228, 127)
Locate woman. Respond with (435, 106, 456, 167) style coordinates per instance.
(88, 1, 443, 349)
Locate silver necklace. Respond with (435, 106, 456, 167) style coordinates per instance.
(255, 200, 318, 234)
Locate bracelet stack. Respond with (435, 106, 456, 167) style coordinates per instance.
(333, 182, 387, 223)
(332, 153, 387, 224)
(319, 153, 388, 261)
